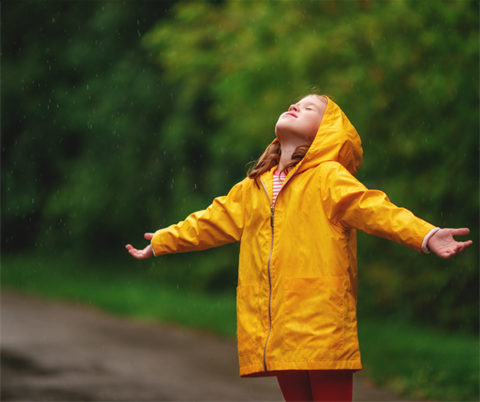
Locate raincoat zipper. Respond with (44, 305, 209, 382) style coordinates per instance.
(259, 167, 299, 372)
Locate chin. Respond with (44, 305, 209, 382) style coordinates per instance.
(275, 120, 291, 135)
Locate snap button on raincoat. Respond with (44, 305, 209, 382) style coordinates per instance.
(151, 99, 435, 377)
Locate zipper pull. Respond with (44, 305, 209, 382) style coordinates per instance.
(270, 205, 275, 227)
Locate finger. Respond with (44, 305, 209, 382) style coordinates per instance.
(144, 233, 154, 240)
(450, 228, 470, 237)
(127, 246, 143, 258)
(449, 241, 472, 256)
(128, 250, 138, 258)
(129, 250, 144, 259)
(127, 247, 139, 256)
(443, 250, 455, 259)
(126, 245, 141, 254)
(458, 241, 472, 253)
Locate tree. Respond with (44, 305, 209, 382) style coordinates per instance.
(2, 1, 176, 254)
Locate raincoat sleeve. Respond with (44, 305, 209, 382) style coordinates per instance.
(151, 179, 246, 256)
(319, 162, 436, 252)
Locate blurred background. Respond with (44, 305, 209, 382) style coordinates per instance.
(2, 1, 479, 400)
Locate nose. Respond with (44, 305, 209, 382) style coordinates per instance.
(289, 104, 299, 112)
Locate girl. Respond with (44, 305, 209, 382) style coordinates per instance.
(126, 94, 471, 402)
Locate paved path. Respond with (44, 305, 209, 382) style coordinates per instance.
(1, 290, 413, 401)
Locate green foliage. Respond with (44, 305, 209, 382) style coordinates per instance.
(3, 1, 478, 332)
(2, 1, 177, 254)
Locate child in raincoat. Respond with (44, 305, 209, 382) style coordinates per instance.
(126, 94, 471, 402)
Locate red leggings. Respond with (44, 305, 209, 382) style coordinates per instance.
(276, 370, 353, 402)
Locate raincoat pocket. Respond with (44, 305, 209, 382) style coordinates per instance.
(284, 277, 344, 350)
(236, 283, 260, 356)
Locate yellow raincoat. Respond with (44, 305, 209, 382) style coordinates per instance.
(151, 99, 435, 377)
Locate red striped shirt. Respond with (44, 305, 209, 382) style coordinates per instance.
(272, 169, 287, 205)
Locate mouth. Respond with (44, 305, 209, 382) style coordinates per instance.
(284, 112, 297, 118)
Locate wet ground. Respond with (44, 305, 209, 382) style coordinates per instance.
(2, 289, 413, 401)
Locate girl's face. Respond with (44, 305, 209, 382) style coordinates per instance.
(275, 95, 328, 142)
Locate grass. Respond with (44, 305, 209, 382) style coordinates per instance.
(358, 317, 479, 401)
(1, 252, 237, 338)
(2, 252, 479, 401)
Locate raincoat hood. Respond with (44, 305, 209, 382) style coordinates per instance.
(302, 98, 363, 174)
(273, 98, 363, 175)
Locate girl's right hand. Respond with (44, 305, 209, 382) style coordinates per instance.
(125, 233, 155, 259)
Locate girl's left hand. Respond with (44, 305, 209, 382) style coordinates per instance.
(125, 233, 155, 259)
(427, 228, 472, 259)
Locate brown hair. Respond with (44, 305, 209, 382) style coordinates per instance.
(246, 92, 328, 183)
(247, 142, 310, 182)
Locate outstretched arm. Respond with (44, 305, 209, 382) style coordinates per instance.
(427, 228, 472, 259)
(319, 162, 436, 252)
(126, 233, 154, 260)
(319, 162, 472, 255)
(126, 179, 247, 259)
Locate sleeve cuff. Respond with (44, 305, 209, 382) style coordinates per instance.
(151, 240, 157, 257)
(421, 227, 441, 254)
